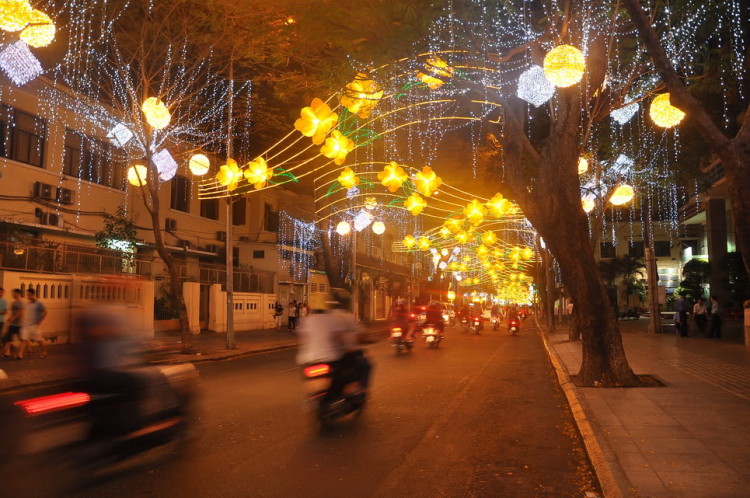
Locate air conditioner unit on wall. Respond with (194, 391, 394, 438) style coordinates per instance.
(205, 244, 219, 253)
(48, 213, 63, 227)
(166, 218, 178, 231)
(56, 187, 74, 205)
(239, 236, 250, 242)
(33, 181, 54, 200)
(216, 231, 227, 242)
(178, 240, 191, 249)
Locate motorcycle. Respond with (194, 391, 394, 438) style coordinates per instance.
(490, 316, 501, 331)
(390, 325, 412, 355)
(302, 351, 368, 428)
(420, 323, 443, 348)
(470, 316, 482, 335)
(509, 318, 520, 335)
(3, 363, 198, 491)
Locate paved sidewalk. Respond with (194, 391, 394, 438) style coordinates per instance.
(0, 322, 389, 392)
(545, 320, 750, 498)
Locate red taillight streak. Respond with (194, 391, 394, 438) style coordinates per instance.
(304, 364, 331, 378)
(15, 392, 90, 416)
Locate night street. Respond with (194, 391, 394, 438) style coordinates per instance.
(17, 327, 597, 498)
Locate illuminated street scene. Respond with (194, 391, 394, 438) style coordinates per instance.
(0, 1, 749, 497)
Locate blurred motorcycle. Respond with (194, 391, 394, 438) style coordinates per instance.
(390, 324, 412, 355)
(509, 318, 521, 335)
(420, 322, 443, 348)
(490, 316, 501, 330)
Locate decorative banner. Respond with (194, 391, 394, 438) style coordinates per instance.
(517, 65, 555, 107)
(152, 149, 179, 182)
(0, 41, 42, 86)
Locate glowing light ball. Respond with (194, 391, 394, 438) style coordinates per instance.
(455, 275, 463, 282)
(402, 235, 416, 250)
(336, 221, 351, 236)
(447, 291, 456, 301)
(372, 221, 385, 235)
(609, 185, 634, 205)
(189, 154, 210, 176)
(0, 0, 32, 32)
(19, 10, 55, 48)
(517, 65, 555, 107)
(577, 157, 589, 175)
(543, 45, 585, 88)
(141, 97, 171, 129)
(127, 165, 148, 186)
(649, 93, 685, 128)
(440, 248, 449, 257)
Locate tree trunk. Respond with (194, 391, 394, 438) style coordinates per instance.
(320, 223, 348, 290)
(718, 144, 750, 278)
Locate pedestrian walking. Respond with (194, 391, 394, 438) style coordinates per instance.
(299, 301, 309, 318)
(709, 295, 721, 339)
(273, 301, 284, 330)
(692, 297, 708, 336)
(3, 289, 24, 358)
(18, 288, 47, 359)
(565, 301, 574, 326)
(288, 300, 298, 330)
(677, 293, 689, 338)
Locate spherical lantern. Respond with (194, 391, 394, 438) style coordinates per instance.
(0, 0, 32, 32)
(581, 197, 595, 213)
(141, 97, 171, 129)
(189, 154, 210, 176)
(649, 93, 685, 128)
(577, 157, 589, 175)
(336, 221, 351, 236)
(127, 165, 148, 186)
(19, 9, 54, 47)
(543, 45, 585, 88)
(372, 221, 385, 235)
(609, 185, 634, 206)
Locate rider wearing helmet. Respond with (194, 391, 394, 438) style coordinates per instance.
(424, 301, 446, 338)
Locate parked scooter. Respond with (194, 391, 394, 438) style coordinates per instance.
(420, 322, 443, 348)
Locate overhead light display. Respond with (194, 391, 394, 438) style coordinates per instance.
(609, 185, 634, 205)
(649, 93, 685, 128)
(127, 165, 148, 186)
(517, 65, 555, 107)
(141, 97, 171, 129)
(543, 45, 585, 88)
(189, 154, 210, 176)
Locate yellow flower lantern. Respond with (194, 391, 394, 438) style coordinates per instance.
(337, 167, 360, 189)
(244, 156, 274, 189)
(459, 263, 468, 272)
(19, 9, 54, 47)
(336, 221, 351, 236)
(476, 244, 489, 258)
(543, 45, 585, 88)
(188, 154, 210, 176)
(294, 98, 338, 145)
(320, 130, 354, 166)
(522, 247, 534, 260)
(609, 184, 635, 205)
(581, 197, 595, 213)
(444, 217, 464, 233)
(216, 158, 243, 191)
(141, 97, 171, 130)
(377, 161, 408, 192)
(649, 93, 685, 128)
(417, 72, 445, 89)
(455, 230, 470, 244)
(364, 197, 377, 210)
(449, 261, 459, 271)
(127, 164, 148, 186)
(464, 199, 486, 226)
(481, 230, 497, 246)
(439, 226, 452, 239)
(463, 255, 472, 263)
(404, 192, 427, 216)
(578, 157, 589, 175)
(0, 0, 32, 32)
(414, 165, 442, 197)
(426, 56, 455, 78)
(417, 236, 431, 251)
(402, 235, 416, 250)
(372, 221, 385, 235)
(340, 73, 383, 119)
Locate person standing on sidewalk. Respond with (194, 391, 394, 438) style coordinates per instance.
(565, 301, 574, 326)
(18, 288, 47, 359)
(709, 295, 722, 339)
(288, 300, 298, 330)
(274, 301, 284, 330)
(692, 297, 708, 336)
(677, 293, 690, 338)
(3, 289, 24, 358)
(299, 301, 309, 319)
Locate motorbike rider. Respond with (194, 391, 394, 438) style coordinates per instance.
(469, 303, 484, 331)
(424, 301, 445, 338)
(296, 289, 372, 400)
(507, 305, 520, 323)
(392, 298, 414, 342)
(457, 303, 470, 322)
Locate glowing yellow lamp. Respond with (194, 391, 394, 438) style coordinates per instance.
(0, 0, 32, 32)
(372, 221, 385, 235)
(578, 157, 589, 175)
(609, 184, 635, 205)
(244, 156, 273, 189)
(141, 97, 171, 129)
(417, 236, 431, 251)
(543, 45, 585, 88)
(650, 93, 685, 128)
(294, 98, 338, 145)
(337, 167, 360, 189)
(414, 165, 442, 197)
(481, 230, 497, 246)
(19, 9, 54, 47)
(582, 197, 595, 213)
(336, 221, 351, 236)
(378, 161, 408, 192)
(127, 164, 148, 186)
(188, 154, 210, 176)
(321, 130, 354, 166)
(404, 192, 427, 216)
(447, 291, 456, 301)
(403, 235, 416, 250)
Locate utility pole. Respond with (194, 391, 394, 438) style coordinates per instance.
(225, 61, 236, 349)
(544, 248, 555, 333)
(643, 205, 662, 334)
(351, 229, 358, 320)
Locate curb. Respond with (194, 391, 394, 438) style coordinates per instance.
(536, 321, 624, 498)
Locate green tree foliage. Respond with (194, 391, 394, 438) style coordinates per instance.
(721, 252, 748, 306)
(678, 259, 711, 300)
(94, 206, 138, 254)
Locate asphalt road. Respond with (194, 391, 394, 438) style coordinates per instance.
(6, 324, 600, 498)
